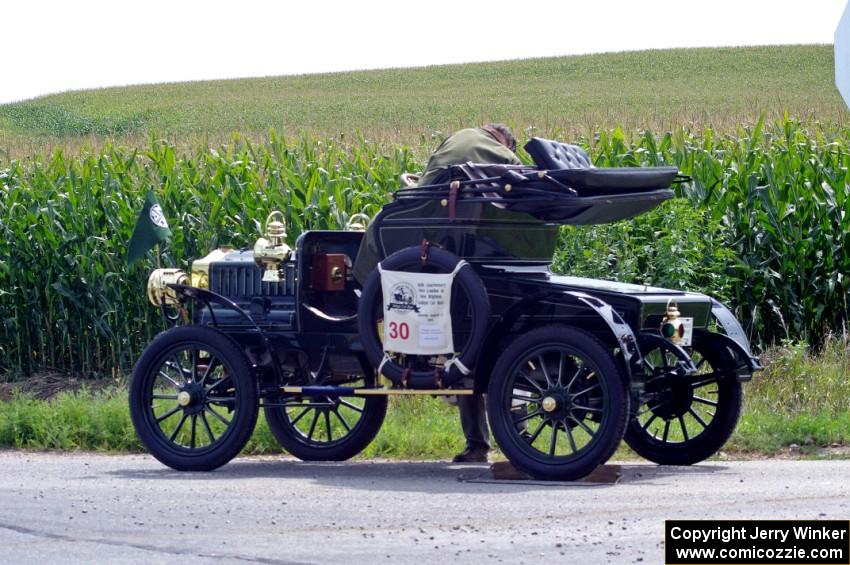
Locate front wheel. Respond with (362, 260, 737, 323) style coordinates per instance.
(487, 326, 629, 481)
(623, 338, 743, 465)
(129, 326, 259, 471)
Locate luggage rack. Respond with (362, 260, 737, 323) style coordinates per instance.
(371, 138, 690, 264)
(394, 164, 689, 224)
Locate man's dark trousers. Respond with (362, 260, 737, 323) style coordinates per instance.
(458, 393, 490, 450)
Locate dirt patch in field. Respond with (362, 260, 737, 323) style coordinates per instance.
(0, 373, 121, 401)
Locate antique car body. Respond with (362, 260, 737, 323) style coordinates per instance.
(129, 138, 761, 480)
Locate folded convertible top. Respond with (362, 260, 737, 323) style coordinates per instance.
(396, 162, 680, 224)
(546, 166, 679, 194)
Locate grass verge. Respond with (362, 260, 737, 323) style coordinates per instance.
(1, 338, 849, 460)
(0, 391, 468, 458)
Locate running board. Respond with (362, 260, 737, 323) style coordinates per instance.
(280, 386, 474, 397)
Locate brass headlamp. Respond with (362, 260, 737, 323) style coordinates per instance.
(253, 211, 292, 283)
(147, 268, 189, 306)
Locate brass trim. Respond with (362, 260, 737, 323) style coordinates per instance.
(191, 248, 230, 289)
(357, 389, 474, 396)
(280, 386, 474, 396)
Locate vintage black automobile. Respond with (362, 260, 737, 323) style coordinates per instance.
(129, 138, 762, 480)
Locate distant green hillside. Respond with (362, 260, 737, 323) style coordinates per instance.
(0, 44, 845, 153)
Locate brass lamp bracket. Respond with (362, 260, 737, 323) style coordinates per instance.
(253, 211, 292, 283)
(346, 213, 371, 232)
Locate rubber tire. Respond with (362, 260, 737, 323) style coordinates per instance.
(623, 339, 743, 466)
(487, 325, 629, 481)
(357, 245, 490, 387)
(264, 395, 387, 461)
(129, 326, 259, 471)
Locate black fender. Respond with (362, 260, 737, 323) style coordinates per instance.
(707, 298, 763, 379)
(168, 284, 262, 332)
(694, 330, 762, 382)
(167, 284, 280, 380)
(635, 332, 698, 376)
(565, 291, 644, 385)
(475, 289, 644, 393)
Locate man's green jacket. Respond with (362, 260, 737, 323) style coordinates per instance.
(416, 128, 521, 186)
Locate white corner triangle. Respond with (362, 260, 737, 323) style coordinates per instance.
(836, 0, 850, 109)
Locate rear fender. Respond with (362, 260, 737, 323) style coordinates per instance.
(565, 291, 644, 386)
(475, 290, 643, 393)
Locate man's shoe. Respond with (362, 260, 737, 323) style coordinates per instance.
(452, 447, 489, 463)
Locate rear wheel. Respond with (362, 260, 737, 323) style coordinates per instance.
(624, 339, 742, 465)
(129, 326, 258, 471)
(487, 326, 629, 481)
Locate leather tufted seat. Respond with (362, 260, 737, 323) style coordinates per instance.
(524, 137, 593, 170)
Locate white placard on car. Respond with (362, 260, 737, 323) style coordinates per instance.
(379, 267, 456, 355)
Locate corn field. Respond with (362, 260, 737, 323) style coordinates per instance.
(1, 120, 848, 379)
(0, 133, 413, 378)
(569, 118, 850, 345)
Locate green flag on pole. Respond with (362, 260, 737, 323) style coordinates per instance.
(127, 191, 172, 266)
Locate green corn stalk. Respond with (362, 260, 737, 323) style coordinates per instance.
(556, 117, 850, 347)
(1, 119, 848, 380)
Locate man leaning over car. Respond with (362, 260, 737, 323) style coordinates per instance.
(353, 124, 520, 463)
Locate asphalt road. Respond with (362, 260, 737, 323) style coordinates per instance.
(0, 452, 848, 564)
